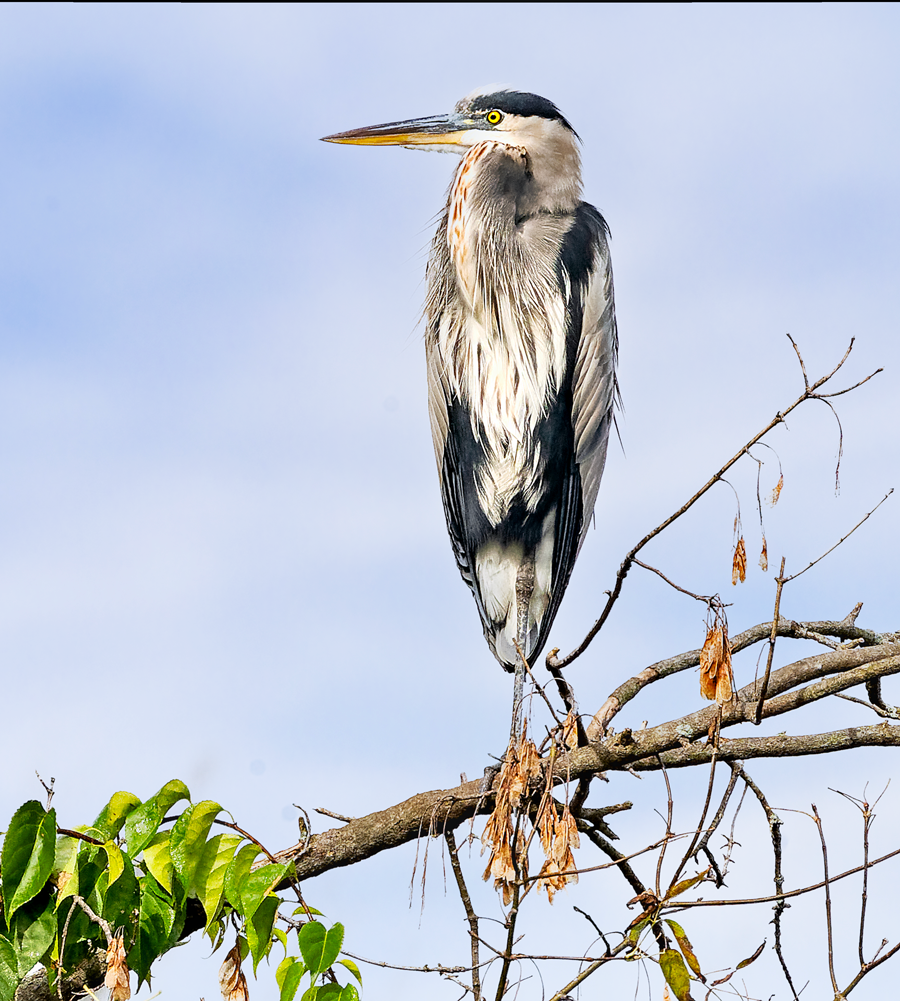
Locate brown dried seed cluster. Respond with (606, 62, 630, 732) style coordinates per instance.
(534, 799, 580, 902)
(482, 725, 581, 905)
(481, 728, 541, 904)
(104, 937, 131, 1001)
(699, 610, 733, 704)
(218, 942, 250, 1001)
(560, 708, 579, 750)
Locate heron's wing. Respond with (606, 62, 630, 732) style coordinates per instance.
(527, 205, 618, 662)
(426, 332, 496, 637)
(564, 204, 618, 554)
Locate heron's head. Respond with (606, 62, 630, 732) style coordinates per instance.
(322, 88, 579, 161)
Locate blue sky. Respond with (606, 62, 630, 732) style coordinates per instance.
(1, 4, 898, 998)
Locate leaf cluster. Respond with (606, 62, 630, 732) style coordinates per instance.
(0, 783, 360, 1001)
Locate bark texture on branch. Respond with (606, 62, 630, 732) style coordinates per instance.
(276, 641, 899, 882)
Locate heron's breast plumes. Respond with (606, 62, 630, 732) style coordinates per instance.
(439, 142, 568, 525)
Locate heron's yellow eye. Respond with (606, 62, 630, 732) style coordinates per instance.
(486, 110, 503, 125)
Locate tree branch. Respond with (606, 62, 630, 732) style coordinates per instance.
(273, 642, 899, 882)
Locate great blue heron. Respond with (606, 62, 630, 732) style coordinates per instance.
(323, 89, 618, 733)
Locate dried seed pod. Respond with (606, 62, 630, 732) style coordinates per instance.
(699, 606, 734, 704)
(218, 942, 250, 1001)
(732, 536, 747, 585)
(105, 937, 131, 1001)
(768, 473, 784, 507)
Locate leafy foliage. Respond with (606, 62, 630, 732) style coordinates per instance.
(0, 786, 359, 1001)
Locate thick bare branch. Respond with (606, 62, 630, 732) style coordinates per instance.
(274, 643, 899, 881)
(589, 626, 898, 738)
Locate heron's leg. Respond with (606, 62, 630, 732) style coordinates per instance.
(510, 559, 535, 741)
(510, 657, 526, 742)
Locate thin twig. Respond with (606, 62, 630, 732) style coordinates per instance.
(633, 559, 716, 603)
(446, 828, 481, 1000)
(655, 756, 674, 900)
(494, 815, 523, 1001)
(834, 692, 900, 720)
(549, 337, 878, 670)
(672, 845, 900, 909)
(811, 805, 838, 994)
(839, 940, 900, 996)
(669, 751, 719, 891)
(71, 895, 113, 946)
(755, 557, 787, 724)
(545, 939, 631, 1001)
(314, 808, 355, 823)
(692, 764, 740, 885)
(57, 828, 105, 847)
(341, 951, 476, 975)
(731, 764, 798, 998)
(36, 772, 55, 810)
(783, 490, 893, 582)
(572, 907, 612, 955)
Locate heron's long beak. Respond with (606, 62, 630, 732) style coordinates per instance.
(322, 113, 472, 148)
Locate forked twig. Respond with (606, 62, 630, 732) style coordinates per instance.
(549, 337, 881, 670)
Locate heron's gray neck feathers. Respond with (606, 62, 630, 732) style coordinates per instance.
(437, 140, 577, 525)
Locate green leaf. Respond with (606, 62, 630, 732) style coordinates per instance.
(299, 921, 328, 977)
(339, 986, 359, 1001)
(143, 832, 174, 893)
(336, 958, 362, 985)
(123, 779, 191, 857)
(1, 802, 57, 923)
(130, 877, 176, 986)
(659, 948, 694, 1001)
(237, 862, 288, 923)
(279, 960, 307, 1001)
(665, 919, 703, 979)
(93, 791, 141, 840)
(273, 927, 288, 953)
(194, 834, 242, 930)
(300, 988, 318, 1001)
(277, 954, 306, 992)
(103, 841, 125, 887)
(13, 908, 56, 978)
(169, 801, 222, 891)
(292, 904, 324, 917)
(627, 916, 649, 946)
(0, 935, 19, 1001)
(53, 835, 80, 908)
(99, 850, 140, 935)
(317, 985, 344, 1000)
(736, 940, 766, 970)
(224, 844, 261, 912)
(247, 893, 279, 972)
(666, 869, 708, 901)
(321, 923, 344, 974)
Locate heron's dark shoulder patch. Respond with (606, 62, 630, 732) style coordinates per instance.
(558, 203, 610, 294)
(466, 91, 576, 133)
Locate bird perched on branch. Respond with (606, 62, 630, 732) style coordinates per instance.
(323, 89, 618, 732)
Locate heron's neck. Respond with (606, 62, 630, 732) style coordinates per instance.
(447, 141, 578, 310)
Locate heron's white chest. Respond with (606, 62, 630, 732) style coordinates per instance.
(438, 142, 568, 523)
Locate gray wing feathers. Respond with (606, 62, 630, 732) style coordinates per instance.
(571, 236, 617, 553)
